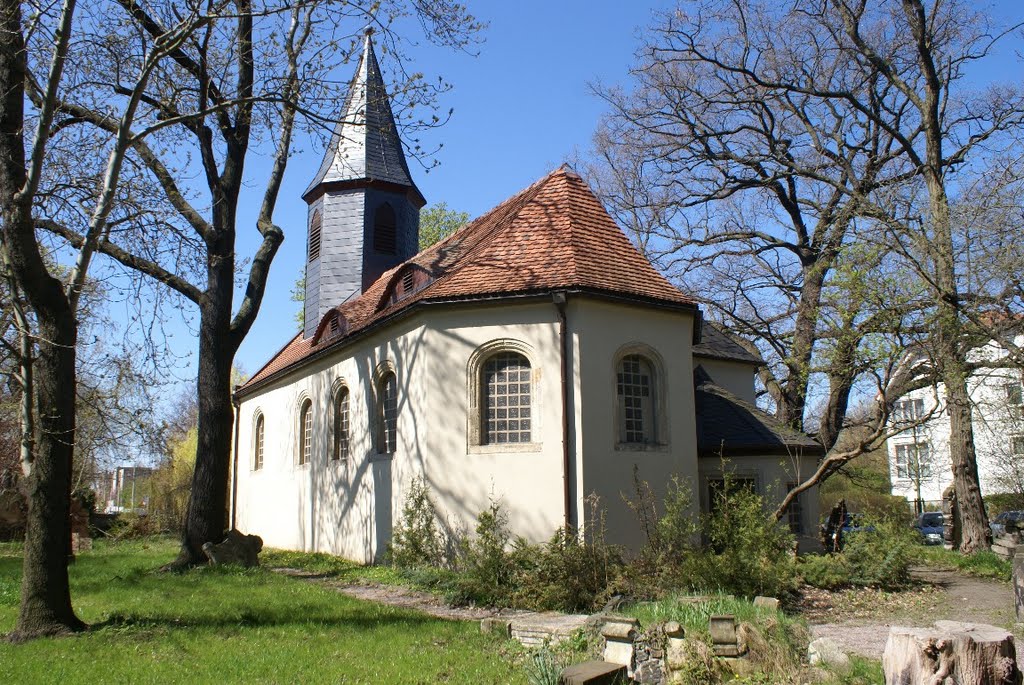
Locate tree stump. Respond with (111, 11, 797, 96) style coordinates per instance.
(883, 621, 1021, 685)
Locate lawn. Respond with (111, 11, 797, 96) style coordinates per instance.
(0, 538, 523, 684)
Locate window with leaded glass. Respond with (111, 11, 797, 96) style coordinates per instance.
(483, 352, 531, 444)
(617, 354, 654, 444)
(378, 372, 397, 454)
(298, 399, 312, 465)
(894, 442, 931, 479)
(333, 387, 349, 461)
(254, 414, 264, 470)
(785, 482, 803, 534)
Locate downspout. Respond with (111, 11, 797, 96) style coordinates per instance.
(553, 291, 573, 531)
(229, 389, 241, 531)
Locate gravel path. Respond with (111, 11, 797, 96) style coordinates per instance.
(808, 566, 1016, 661)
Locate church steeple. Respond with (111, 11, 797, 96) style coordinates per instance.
(301, 29, 425, 339)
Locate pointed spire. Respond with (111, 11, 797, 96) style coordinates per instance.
(303, 29, 424, 205)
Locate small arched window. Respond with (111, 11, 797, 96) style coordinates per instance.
(483, 352, 532, 444)
(377, 371, 398, 454)
(333, 387, 349, 462)
(298, 398, 313, 465)
(253, 413, 265, 470)
(617, 354, 655, 444)
(308, 210, 322, 261)
(373, 203, 397, 255)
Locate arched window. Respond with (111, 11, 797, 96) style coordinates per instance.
(253, 413, 265, 470)
(377, 372, 398, 454)
(298, 398, 313, 465)
(333, 387, 349, 462)
(373, 203, 397, 255)
(483, 352, 532, 444)
(617, 354, 656, 444)
(308, 210, 322, 261)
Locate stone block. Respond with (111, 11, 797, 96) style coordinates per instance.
(753, 596, 780, 612)
(709, 615, 737, 645)
(480, 618, 511, 637)
(1015, 551, 1024, 621)
(601, 617, 640, 669)
(201, 529, 263, 567)
(558, 661, 627, 685)
(809, 637, 850, 669)
(664, 621, 684, 638)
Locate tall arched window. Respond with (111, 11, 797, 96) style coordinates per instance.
(617, 354, 655, 444)
(308, 210, 322, 261)
(333, 387, 349, 462)
(253, 413, 265, 470)
(372, 203, 397, 255)
(483, 352, 532, 444)
(377, 372, 398, 454)
(298, 398, 313, 465)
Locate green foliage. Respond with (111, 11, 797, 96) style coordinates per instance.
(0, 537, 523, 683)
(523, 645, 563, 685)
(985, 492, 1024, 515)
(389, 477, 446, 569)
(290, 275, 305, 330)
(147, 424, 197, 533)
(800, 517, 917, 590)
(820, 656, 885, 684)
(105, 512, 158, 540)
(513, 527, 623, 612)
(913, 546, 1011, 581)
(419, 202, 470, 249)
(451, 498, 519, 606)
(685, 481, 796, 598)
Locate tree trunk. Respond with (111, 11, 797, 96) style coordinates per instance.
(943, 361, 991, 552)
(169, 254, 237, 568)
(0, 0, 83, 639)
(13, 313, 85, 638)
(883, 621, 1020, 685)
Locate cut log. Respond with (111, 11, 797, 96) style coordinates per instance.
(883, 621, 1021, 685)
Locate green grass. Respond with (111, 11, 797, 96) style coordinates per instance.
(912, 546, 1011, 581)
(820, 655, 885, 684)
(0, 537, 522, 684)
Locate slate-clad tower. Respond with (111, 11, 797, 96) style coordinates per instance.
(301, 29, 425, 339)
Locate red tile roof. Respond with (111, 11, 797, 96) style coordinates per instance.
(239, 167, 697, 394)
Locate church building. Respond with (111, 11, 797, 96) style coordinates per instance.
(230, 33, 823, 562)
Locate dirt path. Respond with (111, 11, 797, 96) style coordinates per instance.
(807, 566, 1016, 661)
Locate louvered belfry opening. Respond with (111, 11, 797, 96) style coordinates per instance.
(373, 203, 397, 255)
(308, 210, 322, 261)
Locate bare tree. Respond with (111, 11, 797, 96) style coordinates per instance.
(43, 0, 483, 567)
(0, 0, 215, 638)
(591, 0, 1023, 551)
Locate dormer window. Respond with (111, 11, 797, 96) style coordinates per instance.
(373, 203, 397, 255)
(384, 265, 433, 308)
(308, 210, 322, 261)
(402, 271, 415, 293)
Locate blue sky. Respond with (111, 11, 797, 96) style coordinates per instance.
(129, 0, 1022, 399)
(228, 1, 677, 378)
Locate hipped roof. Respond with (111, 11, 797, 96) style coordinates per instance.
(239, 166, 697, 395)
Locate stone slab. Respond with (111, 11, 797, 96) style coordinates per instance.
(559, 661, 627, 685)
(510, 613, 590, 647)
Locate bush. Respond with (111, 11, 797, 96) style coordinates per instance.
(106, 512, 157, 540)
(449, 498, 522, 606)
(800, 517, 917, 590)
(389, 477, 446, 569)
(683, 481, 796, 598)
(798, 553, 852, 590)
(514, 527, 623, 612)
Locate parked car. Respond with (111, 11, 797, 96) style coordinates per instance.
(913, 512, 944, 545)
(990, 511, 1024, 537)
(820, 512, 874, 543)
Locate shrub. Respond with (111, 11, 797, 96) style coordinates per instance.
(684, 481, 796, 598)
(449, 498, 521, 606)
(389, 477, 446, 569)
(106, 512, 157, 540)
(514, 527, 623, 612)
(798, 553, 852, 590)
(842, 518, 916, 589)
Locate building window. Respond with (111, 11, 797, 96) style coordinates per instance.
(373, 203, 397, 255)
(482, 352, 531, 444)
(1005, 383, 1023, 419)
(333, 387, 349, 462)
(308, 210, 322, 261)
(253, 414, 264, 471)
(377, 372, 398, 454)
(617, 354, 655, 444)
(893, 398, 924, 425)
(785, 482, 803, 534)
(1013, 436, 1024, 456)
(298, 398, 312, 465)
(894, 442, 931, 479)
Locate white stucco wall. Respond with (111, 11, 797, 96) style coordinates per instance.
(696, 358, 757, 405)
(887, 337, 1024, 504)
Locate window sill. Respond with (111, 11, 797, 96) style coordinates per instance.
(369, 452, 394, 463)
(615, 442, 669, 452)
(469, 442, 543, 455)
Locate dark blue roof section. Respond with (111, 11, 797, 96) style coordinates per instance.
(695, 366, 823, 456)
(693, 320, 762, 365)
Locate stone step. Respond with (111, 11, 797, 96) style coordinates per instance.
(509, 613, 591, 647)
(559, 661, 627, 685)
